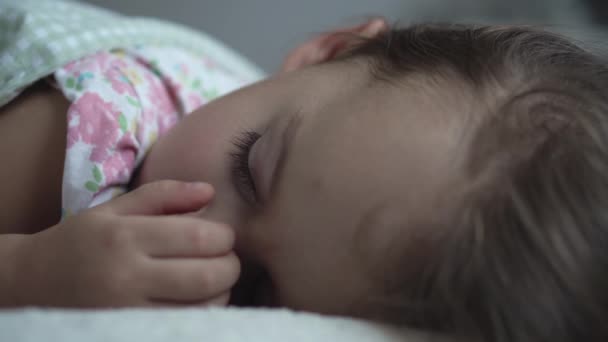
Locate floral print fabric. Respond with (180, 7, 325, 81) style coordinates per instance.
(55, 46, 248, 218)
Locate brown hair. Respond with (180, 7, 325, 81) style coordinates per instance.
(347, 24, 608, 342)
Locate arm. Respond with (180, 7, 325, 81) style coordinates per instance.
(0, 82, 68, 234)
(0, 234, 25, 306)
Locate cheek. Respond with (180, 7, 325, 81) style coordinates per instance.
(176, 113, 248, 220)
(167, 106, 240, 182)
(246, 144, 376, 313)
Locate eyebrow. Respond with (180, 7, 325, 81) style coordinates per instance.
(268, 110, 304, 197)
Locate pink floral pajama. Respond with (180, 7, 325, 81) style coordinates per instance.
(54, 46, 248, 218)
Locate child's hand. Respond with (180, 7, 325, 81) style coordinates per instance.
(12, 180, 240, 307)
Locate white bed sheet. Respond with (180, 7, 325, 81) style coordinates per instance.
(0, 307, 446, 342)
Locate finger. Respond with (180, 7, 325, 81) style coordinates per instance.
(130, 216, 235, 257)
(96, 180, 214, 216)
(206, 292, 231, 306)
(146, 292, 231, 307)
(143, 253, 240, 302)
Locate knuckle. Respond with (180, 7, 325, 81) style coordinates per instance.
(112, 260, 144, 297)
(102, 226, 133, 250)
(188, 227, 208, 251)
(109, 268, 129, 289)
(98, 265, 134, 300)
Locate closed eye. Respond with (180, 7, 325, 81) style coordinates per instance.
(230, 130, 261, 205)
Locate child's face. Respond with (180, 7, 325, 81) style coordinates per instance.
(140, 60, 464, 317)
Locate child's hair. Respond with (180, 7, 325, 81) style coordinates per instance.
(345, 24, 608, 342)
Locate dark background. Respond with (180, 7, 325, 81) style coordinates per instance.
(82, 0, 603, 72)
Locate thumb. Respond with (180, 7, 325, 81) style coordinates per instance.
(96, 180, 215, 216)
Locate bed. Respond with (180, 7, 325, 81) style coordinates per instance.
(0, 307, 445, 342)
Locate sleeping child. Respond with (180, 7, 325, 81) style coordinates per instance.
(1, 1, 607, 342)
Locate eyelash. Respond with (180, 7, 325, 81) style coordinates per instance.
(230, 130, 261, 204)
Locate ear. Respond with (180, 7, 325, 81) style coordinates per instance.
(280, 17, 388, 73)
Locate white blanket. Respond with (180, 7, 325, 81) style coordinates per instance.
(0, 307, 445, 342)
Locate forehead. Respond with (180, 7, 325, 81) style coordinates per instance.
(298, 75, 467, 197)
(274, 72, 469, 255)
